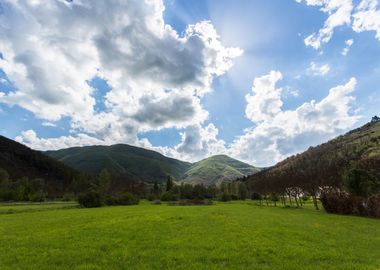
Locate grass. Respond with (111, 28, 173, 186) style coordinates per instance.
(0, 201, 379, 270)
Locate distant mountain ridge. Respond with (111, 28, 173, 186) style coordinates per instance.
(182, 155, 260, 186)
(46, 145, 260, 185)
(46, 144, 191, 183)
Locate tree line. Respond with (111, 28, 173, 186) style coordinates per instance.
(243, 120, 380, 218)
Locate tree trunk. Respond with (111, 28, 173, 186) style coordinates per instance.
(294, 196, 299, 207)
(312, 195, 319, 210)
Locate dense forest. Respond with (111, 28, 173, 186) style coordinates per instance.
(0, 135, 87, 198)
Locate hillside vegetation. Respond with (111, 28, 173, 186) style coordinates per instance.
(0, 136, 81, 196)
(182, 155, 259, 185)
(245, 119, 380, 216)
(46, 146, 259, 185)
(46, 144, 191, 183)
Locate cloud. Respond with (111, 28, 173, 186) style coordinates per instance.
(229, 71, 359, 167)
(173, 123, 226, 162)
(131, 92, 208, 130)
(15, 130, 106, 150)
(341, 38, 354, 55)
(296, 0, 380, 49)
(0, 0, 242, 146)
(307, 62, 331, 76)
(41, 122, 57, 127)
(245, 71, 283, 123)
(352, 0, 380, 40)
(297, 0, 353, 49)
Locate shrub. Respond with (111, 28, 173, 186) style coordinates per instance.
(147, 194, 157, 201)
(320, 189, 380, 218)
(230, 194, 239, 200)
(251, 192, 262, 200)
(61, 193, 75, 202)
(29, 191, 46, 202)
(78, 190, 102, 208)
(114, 192, 139, 205)
(169, 199, 213, 206)
(161, 191, 179, 201)
(220, 192, 231, 202)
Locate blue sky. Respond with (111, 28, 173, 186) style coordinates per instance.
(0, 0, 379, 166)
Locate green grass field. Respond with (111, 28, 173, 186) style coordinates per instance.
(0, 201, 379, 270)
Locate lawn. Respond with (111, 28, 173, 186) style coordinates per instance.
(0, 201, 379, 270)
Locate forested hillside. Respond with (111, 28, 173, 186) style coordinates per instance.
(0, 135, 82, 196)
(245, 119, 380, 215)
(46, 144, 192, 183)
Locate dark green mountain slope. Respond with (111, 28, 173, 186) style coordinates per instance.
(182, 155, 260, 185)
(246, 118, 380, 193)
(0, 135, 80, 195)
(46, 144, 191, 183)
(46, 145, 260, 185)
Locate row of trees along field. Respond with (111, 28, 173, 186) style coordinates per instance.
(242, 119, 380, 218)
(0, 166, 252, 207)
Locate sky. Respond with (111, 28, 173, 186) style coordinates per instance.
(0, 0, 380, 167)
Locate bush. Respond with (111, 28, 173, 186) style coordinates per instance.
(147, 194, 157, 201)
(320, 189, 380, 218)
(29, 191, 46, 202)
(169, 199, 213, 206)
(220, 192, 231, 202)
(78, 190, 102, 208)
(62, 193, 76, 202)
(230, 194, 239, 200)
(114, 192, 139, 205)
(161, 191, 179, 201)
(251, 192, 262, 200)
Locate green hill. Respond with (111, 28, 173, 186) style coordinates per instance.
(246, 118, 380, 194)
(0, 135, 81, 196)
(182, 155, 260, 186)
(46, 146, 260, 185)
(46, 144, 191, 183)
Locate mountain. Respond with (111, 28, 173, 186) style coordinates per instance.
(182, 155, 260, 186)
(46, 144, 191, 183)
(0, 135, 81, 195)
(246, 118, 380, 193)
(46, 145, 260, 185)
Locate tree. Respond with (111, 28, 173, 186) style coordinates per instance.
(98, 169, 111, 195)
(78, 189, 102, 208)
(238, 182, 248, 200)
(166, 175, 174, 192)
(343, 166, 380, 197)
(0, 168, 9, 185)
(152, 181, 160, 196)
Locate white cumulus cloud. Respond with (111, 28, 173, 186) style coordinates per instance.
(229, 71, 359, 167)
(0, 0, 242, 151)
(296, 0, 380, 49)
(341, 38, 354, 55)
(307, 62, 331, 76)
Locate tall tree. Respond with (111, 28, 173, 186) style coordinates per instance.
(98, 169, 111, 195)
(166, 175, 174, 192)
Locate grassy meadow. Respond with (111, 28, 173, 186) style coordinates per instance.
(0, 201, 379, 270)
